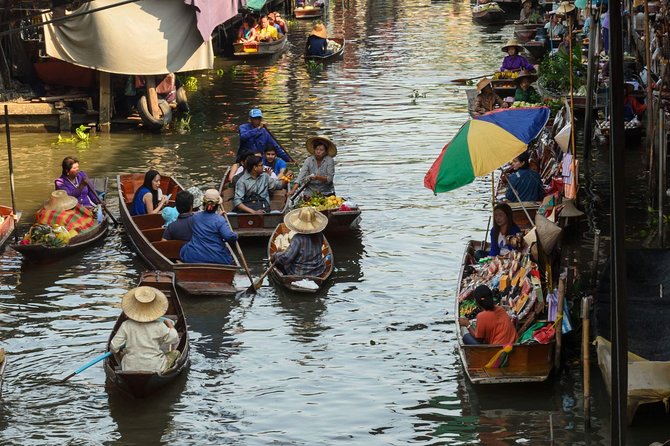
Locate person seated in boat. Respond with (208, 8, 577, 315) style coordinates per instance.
(500, 38, 535, 73)
(162, 191, 195, 242)
(624, 83, 647, 120)
(272, 207, 328, 277)
(458, 285, 518, 345)
(514, 71, 541, 103)
(490, 203, 522, 256)
(270, 12, 288, 34)
(263, 146, 287, 178)
(233, 155, 288, 214)
(291, 136, 336, 197)
(256, 15, 279, 42)
(130, 170, 169, 216)
(306, 23, 330, 57)
(227, 150, 260, 186)
(54, 157, 101, 208)
(237, 17, 258, 43)
(268, 13, 284, 36)
(544, 12, 566, 40)
(186, 186, 204, 212)
(516, 0, 537, 24)
(238, 108, 292, 162)
(180, 189, 238, 265)
(473, 78, 508, 116)
(110, 286, 180, 373)
(504, 151, 545, 202)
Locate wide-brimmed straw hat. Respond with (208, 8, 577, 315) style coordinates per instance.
(203, 188, 222, 205)
(306, 135, 337, 157)
(555, 1, 575, 14)
(44, 190, 78, 212)
(476, 77, 492, 92)
(310, 23, 328, 39)
(502, 38, 522, 52)
(284, 206, 328, 234)
(515, 70, 538, 84)
(122, 286, 169, 322)
(535, 214, 562, 255)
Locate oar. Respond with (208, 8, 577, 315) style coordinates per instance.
(84, 178, 119, 227)
(248, 259, 278, 293)
(288, 179, 312, 206)
(60, 351, 112, 383)
(264, 127, 294, 163)
(4, 105, 18, 243)
(221, 211, 256, 294)
(449, 73, 495, 85)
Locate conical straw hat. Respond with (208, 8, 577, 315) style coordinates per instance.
(43, 190, 78, 212)
(560, 199, 585, 217)
(306, 135, 337, 157)
(284, 207, 328, 234)
(535, 214, 562, 254)
(502, 38, 522, 52)
(476, 77, 492, 91)
(121, 286, 168, 323)
(556, 1, 575, 14)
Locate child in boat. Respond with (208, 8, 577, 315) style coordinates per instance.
(110, 286, 179, 373)
(490, 203, 522, 256)
(272, 207, 327, 277)
(458, 285, 518, 345)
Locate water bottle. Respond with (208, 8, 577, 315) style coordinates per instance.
(96, 206, 104, 224)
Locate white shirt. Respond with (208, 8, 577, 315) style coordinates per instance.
(110, 319, 179, 373)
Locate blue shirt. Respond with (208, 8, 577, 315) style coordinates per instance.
(489, 224, 522, 256)
(505, 168, 545, 202)
(238, 123, 292, 162)
(131, 186, 151, 216)
(179, 212, 238, 265)
(306, 35, 328, 56)
(264, 157, 287, 175)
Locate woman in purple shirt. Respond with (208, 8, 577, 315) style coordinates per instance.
(54, 156, 99, 207)
(500, 39, 535, 73)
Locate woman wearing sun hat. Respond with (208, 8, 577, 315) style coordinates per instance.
(110, 286, 179, 372)
(473, 78, 508, 116)
(306, 23, 329, 57)
(272, 207, 328, 276)
(292, 136, 337, 197)
(513, 70, 541, 103)
(500, 38, 535, 73)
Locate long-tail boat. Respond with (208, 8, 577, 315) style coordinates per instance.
(118, 173, 240, 297)
(104, 271, 189, 398)
(233, 36, 287, 57)
(267, 222, 333, 293)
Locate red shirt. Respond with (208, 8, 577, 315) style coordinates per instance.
(475, 306, 518, 345)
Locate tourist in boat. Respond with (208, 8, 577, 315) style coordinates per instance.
(516, 0, 537, 24)
(272, 207, 327, 276)
(473, 78, 508, 116)
(180, 189, 238, 265)
(110, 286, 179, 373)
(291, 136, 336, 197)
(504, 151, 545, 202)
(458, 285, 518, 345)
(268, 13, 284, 36)
(162, 191, 194, 242)
(490, 203, 522, 256)
(256, 15, 278, 42)
(514, 71, 541, 103)
(131, 170, 169, 216)
(228, 150, 260, 186)
(233, 155, 287, 214)
(238, 108, 291, 162)
(271, 12, 288, 34)
(237, 17, 257, 43)
(54, 157, 100, 207)
(263, 146, 287, 178)
(500, 39, 535, 73)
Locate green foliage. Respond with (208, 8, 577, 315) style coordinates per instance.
(175, 114, 192, 134)
(306, 59, 323, 76)
(538, 44, 586, 93)
(183, 76, 198, 91)
(56, 124, 90, 145)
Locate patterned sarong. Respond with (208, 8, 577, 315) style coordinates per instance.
(34, 204, 96, 233)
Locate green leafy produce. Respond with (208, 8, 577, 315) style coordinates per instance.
(538, 44, 586, 95)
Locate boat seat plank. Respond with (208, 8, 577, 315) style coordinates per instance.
(142, 227, 165, 242)
(152, 240, 185, 261)
(132, 213, 165, 230)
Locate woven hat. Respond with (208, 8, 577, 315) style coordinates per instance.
(556, 1, 575, 14)
(187, 186, 204, 209)
(44, 190, 78, 212)
(284, 206, 328, 234)
(306, 135, 337, 157)
(515, 70, 538, 84)
(121, 286, 168, 322)
(476, 77, 492, 92)
(560, 199, 585, 217)
(203, 188, 222, 205)
(502, 38, 522, 52)
(310, 23, 328, 39)
(535, 213, 562, 254)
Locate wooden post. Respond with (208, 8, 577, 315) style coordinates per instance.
(555, 274, 566, 369)
(582, 295, 592, 429)
(583, 3, 598, 159)
(145, 75, 160, 120)
(659, 106, 666, 246)
(99, 71, 111, 133)
(591, 229, 601, 288)
(645, 0, 653, 138)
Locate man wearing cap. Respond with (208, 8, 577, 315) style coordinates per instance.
(272, 207, 327, 277)
(458, 285, 517, 345)
(473, 78, 508, 116)
(238, 108, 292, 163)
(162, 190, 195, 242)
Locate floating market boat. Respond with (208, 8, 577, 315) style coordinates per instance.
(233, 36, 287, 57)
(0, 205, 20, 249)
(104, 271, 189, 398)
(513, 24, 538, 42)
(292, 194, 362, 235)
(118, 173, 240, 297)
(294, 5, 323, 19)
(11, 178, 108, 263)
(305, 38, 346, 62)
(455, 240, 556, 384)
(472, 2, 506, 25)
(267, 222, 333, 293)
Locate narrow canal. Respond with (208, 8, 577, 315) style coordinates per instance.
(0, 0, 664, 444)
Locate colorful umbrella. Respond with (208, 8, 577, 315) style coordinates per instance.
(424, 107, 550, 193)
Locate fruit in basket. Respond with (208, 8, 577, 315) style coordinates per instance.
(299, 193, 345, 211)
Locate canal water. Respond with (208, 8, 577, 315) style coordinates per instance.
(0, 0, 666, 444)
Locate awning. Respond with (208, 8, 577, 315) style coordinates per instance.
(43, 0, 213, 75)
(245, 0, 268, 13)
(184, 0, 243, 41)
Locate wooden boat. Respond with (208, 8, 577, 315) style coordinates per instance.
(514, 24, 538, 42)
(523, 41, 547, 62)
(472, 3, 506, 25)
(305, 38, 345, 62)
(0, 205, 20, 249)
(320, 206, 362, 235)
(118, 173, 240, 297)
(11, 178, 108, 262)
(233, 35, 287, 57)
(294, 5, 324, 19)
(267, 222, 333, 293)
(455, 240, 555, 384)
(104, 271, 189, 398)
(218, 167, 290, 238)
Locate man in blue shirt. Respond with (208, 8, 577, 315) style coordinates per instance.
(238, 108, 292, 162)
(263, 146, 287, 177)
(162, 191, 194, 241)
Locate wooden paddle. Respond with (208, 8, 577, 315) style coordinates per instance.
(84, 178, 119, 227)
(449, 73, 495, 85)
(248, 259, 278, 293)
(221, 211, 256, 294)
(264, 126, 294, 163)
(60, 351, 112, 383)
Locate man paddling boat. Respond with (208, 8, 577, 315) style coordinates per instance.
(238, 108, 292, 162)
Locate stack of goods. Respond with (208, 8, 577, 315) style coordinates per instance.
(21, 224, 78, 247)
(299, 194, 352, 211)
(492, 70, 519, 80)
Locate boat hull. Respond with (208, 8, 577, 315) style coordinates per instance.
(12, 220, 108, 262)
(0, 205, 19, 249)
(305, 38, 345, 62)
(233, 36, 287, 57)
(295, 7, 323, 19)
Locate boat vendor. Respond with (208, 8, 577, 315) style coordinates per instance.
(291, 136, 336, 197)
(306, 23, 341, 57)
(180, 189, 238, 265)
(490, 203, 522, 256)
(500, 38, 535, 73)
(624, 83, 647, 120)
(473, 78, 508, 116)
(544, 11, 566, 40)
(514, 71, 541, 103)
(238, 108, 292, 162)
(272, 207, 328, 277)
(504, 151, 545, 202)
(233, 155, 288, 214)
(54, 157, 101, 207)
(458, 285, 518, 345)
(516, 0, 537, 24)
(110, 286, 179, 373)
(162, 190, 194, 242)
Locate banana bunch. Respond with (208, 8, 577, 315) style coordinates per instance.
(492, 70, 519, 80)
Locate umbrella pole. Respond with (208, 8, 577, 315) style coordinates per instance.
(502, 173, 535, 227)
(491, 173, 496, 208)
